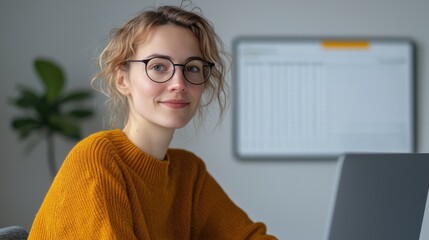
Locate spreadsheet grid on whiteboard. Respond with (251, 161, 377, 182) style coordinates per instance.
(233, 38, 415, 158)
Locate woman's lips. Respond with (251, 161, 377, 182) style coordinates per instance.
(160, 99, 190, 109)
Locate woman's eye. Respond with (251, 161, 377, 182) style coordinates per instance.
(151, 64, 166, 71)
(186, 66, 200, 73)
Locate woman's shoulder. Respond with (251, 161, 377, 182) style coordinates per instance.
(57, 130, 124, 179)
(64, 129, 125, 167)
(73, 129, 121, 152)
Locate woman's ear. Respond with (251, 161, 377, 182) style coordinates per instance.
(115, 69, 131, 96)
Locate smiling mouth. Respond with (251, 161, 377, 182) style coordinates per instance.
(160, 100, 190, 109)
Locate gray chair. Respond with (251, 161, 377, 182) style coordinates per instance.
(0, 226, 28, 240)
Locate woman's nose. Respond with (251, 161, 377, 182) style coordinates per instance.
(167, 68, 188, 92)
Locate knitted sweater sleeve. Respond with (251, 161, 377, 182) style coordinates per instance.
(190, 159, 277, 239)
(28, 137, 137, 240)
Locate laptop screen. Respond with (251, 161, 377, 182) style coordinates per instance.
(325, 153, 429, 240)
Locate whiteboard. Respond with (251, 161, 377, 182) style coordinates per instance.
(233, 37, 415, 158)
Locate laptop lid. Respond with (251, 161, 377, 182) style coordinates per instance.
(324, 153, 429, 240)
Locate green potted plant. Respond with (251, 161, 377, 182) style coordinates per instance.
(10, 58, 94, 179)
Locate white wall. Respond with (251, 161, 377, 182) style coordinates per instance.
(1, 0, 428, 239)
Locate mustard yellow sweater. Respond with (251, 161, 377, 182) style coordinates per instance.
(29, 130, 276, 239)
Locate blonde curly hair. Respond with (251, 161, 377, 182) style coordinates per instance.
(91, 5, 228, 128)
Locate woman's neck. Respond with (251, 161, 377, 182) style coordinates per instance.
(122, 121, 174, 160)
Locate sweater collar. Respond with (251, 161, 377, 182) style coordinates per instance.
(107, 129, 170, 181)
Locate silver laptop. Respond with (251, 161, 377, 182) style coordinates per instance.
(324, 153, 429, 240)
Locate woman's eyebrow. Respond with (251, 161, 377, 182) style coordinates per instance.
(144, 53, 171, 59)
(143, 54, 203, 61)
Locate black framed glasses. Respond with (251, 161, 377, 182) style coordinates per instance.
(125, 57, 215, 85)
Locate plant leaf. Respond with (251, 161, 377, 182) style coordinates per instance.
(49, 115, 81, 140)
(34, 58, 65, 102)
(10, 86, 41, 109)
(67, 109, 94, 118)
(61, 90, 92, 103)
(11, 117, 40, 129)
(11, 117, 42, 139)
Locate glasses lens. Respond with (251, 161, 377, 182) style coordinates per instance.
(145, 58, 174, 83)
(184, 59, 211, 85)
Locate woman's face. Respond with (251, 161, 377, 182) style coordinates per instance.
(117, 24, 205, 130)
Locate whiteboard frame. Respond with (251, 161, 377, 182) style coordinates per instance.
(232, 37, 416, 159)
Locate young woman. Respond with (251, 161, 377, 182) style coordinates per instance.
(29, 5, 277, 239)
